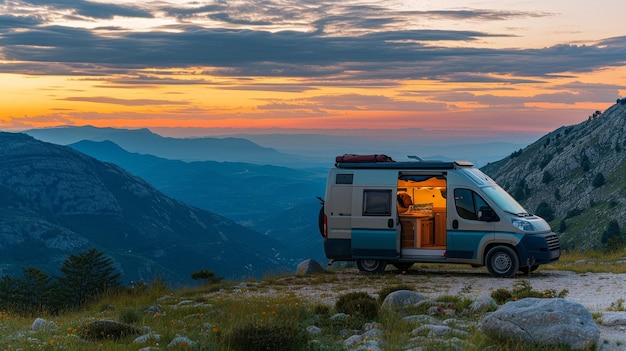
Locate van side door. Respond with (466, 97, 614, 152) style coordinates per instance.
(351, 186, 400, 260)
(447, 188, 496, 260)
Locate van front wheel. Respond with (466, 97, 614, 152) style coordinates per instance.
(485, 246, 519, 277)
(356, 259, 387, 274)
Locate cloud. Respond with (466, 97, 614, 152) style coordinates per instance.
(62, 96, 189, 106)
(21, 0, 153, 19)
(0, 0, 624, 95)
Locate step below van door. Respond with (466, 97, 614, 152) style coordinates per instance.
(351, 187, 400, 259)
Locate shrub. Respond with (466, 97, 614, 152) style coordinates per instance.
(227, 321, 307, 351)
(542, 171, 553, 184)
(313, 303, 331, 317)
(535, 202, 555, 222)
(377, 284, 414, 304)
(119, 306, 142, 324)
(538, 154, 553, 169)
(580, 154, 591, 172)
(509, 149, 523, 159)
(592, 172, 605, 188)
(601, 220, 623, 253)
(335, 292, 379, 320)
(191, 270, 223, 285)
(490, 280, 568, 304)
(558, 219, 567, 233)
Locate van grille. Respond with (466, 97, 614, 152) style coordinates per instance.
(546, 233, 560, 250)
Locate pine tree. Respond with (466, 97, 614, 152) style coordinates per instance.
(57, 248, 122, 308)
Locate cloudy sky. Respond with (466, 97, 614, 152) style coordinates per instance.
(1, 0, 625, 139)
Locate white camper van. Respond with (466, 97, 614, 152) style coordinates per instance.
(319, 155, 560, 277)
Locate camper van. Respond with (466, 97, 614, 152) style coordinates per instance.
(319, 155, 560, 277)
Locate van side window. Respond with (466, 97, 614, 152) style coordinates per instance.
(363, 189, 392, 216)
(454, 188, 488, 220)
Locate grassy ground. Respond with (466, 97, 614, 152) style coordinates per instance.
(1, 249, 624, 351)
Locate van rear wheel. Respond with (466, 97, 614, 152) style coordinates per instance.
(485, 246, 519, 277)
(356, 259, 387, 274)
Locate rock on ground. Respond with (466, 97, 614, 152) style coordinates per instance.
(480, 298, 599, 350)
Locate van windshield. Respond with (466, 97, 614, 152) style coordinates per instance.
(482, 185, 529, 216)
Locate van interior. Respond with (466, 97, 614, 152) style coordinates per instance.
(397, 175, 447, 249)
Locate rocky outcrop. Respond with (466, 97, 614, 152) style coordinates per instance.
(482, 102, 626, 250)
(480, 298, 600, 350)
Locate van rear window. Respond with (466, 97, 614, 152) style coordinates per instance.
(363, 189, 392, 216)
(336, 174, 354, 184)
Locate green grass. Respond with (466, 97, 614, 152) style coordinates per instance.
(1, 250, 624, 350)
(542, 248, 626, 273)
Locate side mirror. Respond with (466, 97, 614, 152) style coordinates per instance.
(478, 206, 499, 222)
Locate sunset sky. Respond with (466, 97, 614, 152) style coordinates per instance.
(1, 0, 625, 140)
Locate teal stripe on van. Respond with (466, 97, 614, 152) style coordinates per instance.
(351, 228, 398, 259)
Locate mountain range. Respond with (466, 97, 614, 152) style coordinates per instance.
(24, 126, 316, 167)
(0, 132, 290, 285)
(24, 125, 529, 168)
(482, 101, 626, 250)
(3, 101, 624, 285)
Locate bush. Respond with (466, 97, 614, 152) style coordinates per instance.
(592, 172, 606, 188)
(335, 292, 379, 320)
(535, 202, 555, 222)
(542, 171, 553, 184)
(558, 219, 567, 233)
(227, 321, 306, 351)
(313, 303, 331, 317)
(601, 220, 623, 253)
(119, 306, 142, 324)
(580, 154, 591, 172)
(490, 280, 568, 304)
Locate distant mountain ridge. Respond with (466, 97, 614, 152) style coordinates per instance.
(482, 101, 626, 250)
(24, 126, 317, 167)
(23, 125, 530, 168)
(0, 132, 288, 284)
(67, 139, 328, 264)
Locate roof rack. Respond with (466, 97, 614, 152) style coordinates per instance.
(335, 160, 473, 169)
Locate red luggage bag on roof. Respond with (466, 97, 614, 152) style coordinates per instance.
(335, 154, 394, 165)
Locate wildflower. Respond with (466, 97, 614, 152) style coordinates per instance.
(262, 311, 267, 316)
(49, 339, 56, 345)
(212, 326, 218, 333)
(271, 310, 277, 315)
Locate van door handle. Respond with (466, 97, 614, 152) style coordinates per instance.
(452, 219, 459, 229)
(388, 219, 394, 228)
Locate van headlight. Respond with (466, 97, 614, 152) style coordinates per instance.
(512, 219, 536, 232)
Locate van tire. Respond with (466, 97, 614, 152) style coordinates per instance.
(485, 246, 519, 277)
(356, 259, 386, 274)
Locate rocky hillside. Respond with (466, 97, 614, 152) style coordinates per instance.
(482, 101, 626, 250)
(0, 132, 287, 284)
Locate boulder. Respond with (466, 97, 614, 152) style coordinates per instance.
(79, 319, 143, 340)
(480, 298, 599, 350)
(599, 312, 626, 326)
(381, 290, 425, 311)
(469, 294, 497, 313)
(296, 259, 325, 275)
